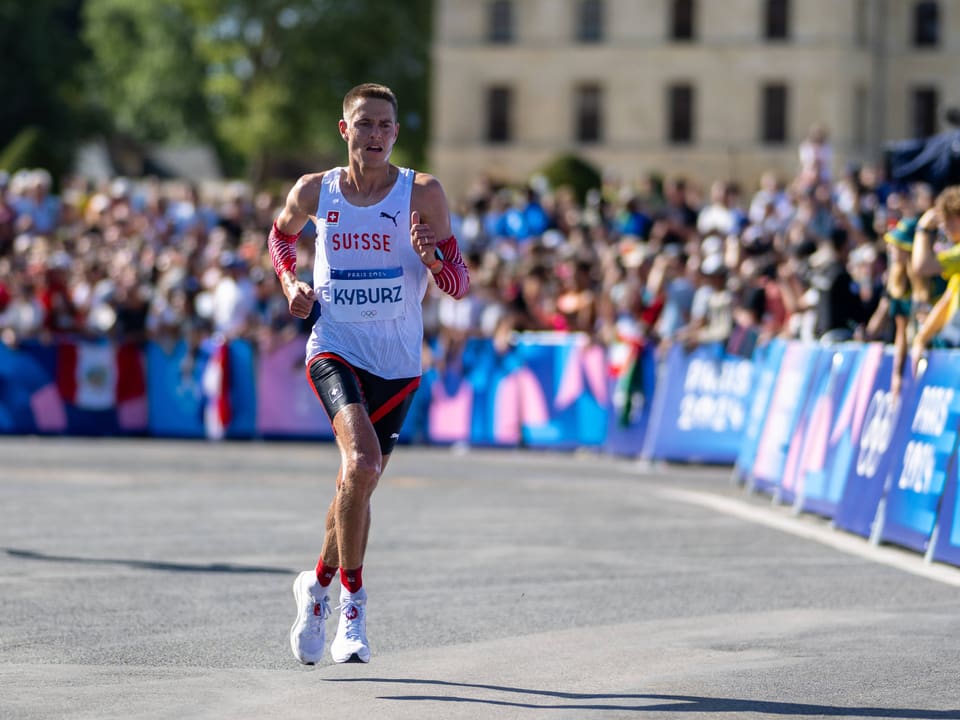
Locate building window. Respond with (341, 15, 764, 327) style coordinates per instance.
(764, 0, 790, 40)
(670, 0, 695, 41)
(488, 0, 513, 43)
(576, 0, 604, 42)
(761, 83, 789, 143)
(854, 0, 869, 47)
(486, 86, 512, 143)
(667, 84, 694, 144)
(575, 84, 603, 143)
(913, 1, 939, 47)
(911, 86, 939, 138)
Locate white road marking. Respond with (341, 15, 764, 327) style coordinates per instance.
(657, 486, 960, 588)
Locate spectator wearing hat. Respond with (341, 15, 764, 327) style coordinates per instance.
(911, 186, 960, 313)
(866, 218, 918, 394)
(850, 242, 885, 325)
(676, 252, 733, 350)
(11, 169, 60, 236)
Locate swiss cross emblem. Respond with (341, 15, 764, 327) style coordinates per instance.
(326, 210, 340, 225)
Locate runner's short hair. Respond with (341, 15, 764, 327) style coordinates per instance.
(343, 83, 398, 120)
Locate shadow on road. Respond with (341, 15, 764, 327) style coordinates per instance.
(326, 678, 960, 718)
(4, 548, 293, 575)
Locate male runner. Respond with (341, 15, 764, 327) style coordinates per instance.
(267, 83, 469, 664)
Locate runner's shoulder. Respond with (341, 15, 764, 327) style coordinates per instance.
(289, 172, 328, 215)
(411, 171, 447, 209)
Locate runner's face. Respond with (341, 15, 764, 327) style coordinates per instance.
(341, 98, 398, 166)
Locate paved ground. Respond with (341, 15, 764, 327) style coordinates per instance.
(2, 437, 959, 720)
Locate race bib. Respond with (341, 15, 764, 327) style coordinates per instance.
(323, 267, 405, 322)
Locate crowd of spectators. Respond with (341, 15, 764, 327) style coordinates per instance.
(2, 127, 959, 388)
(0, 170, 297, 352)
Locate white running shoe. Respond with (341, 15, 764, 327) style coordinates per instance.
(290, 570, 331, 665)
(330, 588, 370, 663)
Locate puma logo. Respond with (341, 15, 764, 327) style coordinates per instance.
(380, 210, 400, 227)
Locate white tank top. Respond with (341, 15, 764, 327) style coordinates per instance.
(305, 166, 427, 378)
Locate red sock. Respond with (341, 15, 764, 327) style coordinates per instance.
(315, 560, 337, 587)
(340, 566, 363, 593)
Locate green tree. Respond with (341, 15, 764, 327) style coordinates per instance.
(184, 0, 432, 180)
(84, 0, 432, 182)
(82, 0, 212, 144)
(539, 154, 603, 205)
(0, 0, 93, 178)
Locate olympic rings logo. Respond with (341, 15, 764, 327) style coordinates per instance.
(855, 390, 900, 478)
(361, 310, 377, 318)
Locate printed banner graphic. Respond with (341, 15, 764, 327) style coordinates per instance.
(749, 342, 819, 492)
(878, 351, 960, 552)
(643, 343, 756, 464)
(832, 349, 901, 538)
(797, 343, 884, 518)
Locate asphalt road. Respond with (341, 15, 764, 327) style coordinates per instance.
(1, 437, 959, 720)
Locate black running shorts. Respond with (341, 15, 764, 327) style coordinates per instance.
(307, 353, 420, 456)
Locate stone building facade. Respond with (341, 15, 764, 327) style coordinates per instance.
(429, 0, 960, 200)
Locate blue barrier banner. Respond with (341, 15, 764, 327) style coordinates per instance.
(256, 337, 332, 439)
(642, 343, 755, 464)
(833, 349, 903, 538)
(750, 342, 820, 493)
(461, 336, 531, 446)
(398, 365, 431, 445)
(224, 339, 256, 439)
(424, 365, 472, 446)
(733, 339, 787, 481)
(931, 440, 960, 566)
(147, 340, 207, 438)
(0, 341, 63, 434)
(513, 334, 608, 449)
(147, 339, 257, 439)
(425, 337, 545, 447)
(20, 340, 148, 436)
(797, 344, 883, 517)
(777, 348, 835, 505)
(878, 351, 960, 552)
(639, 353, 671, 461)
(604, 343, 656, 457)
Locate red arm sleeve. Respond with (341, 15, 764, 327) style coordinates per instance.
(268, 221, 299, 278)
(433, 235, 470, 299)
